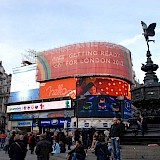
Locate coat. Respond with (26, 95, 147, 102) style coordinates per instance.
(35, 139, 52, 160)
(51, 142, 60, 154)
(95, 142, 109, 160)
(8, 140, 27, 160)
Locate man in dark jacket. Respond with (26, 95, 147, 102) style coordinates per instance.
(109, 118, 121, 160)
(8, 134, 27, 160)
(66, 140, 86, 160)
(35, 134, 52, 160)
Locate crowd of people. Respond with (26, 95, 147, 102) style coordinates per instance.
(0, 117, 127, 160)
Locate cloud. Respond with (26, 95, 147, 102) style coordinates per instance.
(119, 28, 160, 46)
(119, 34, 143, 46)
(0, 43, 22, 74)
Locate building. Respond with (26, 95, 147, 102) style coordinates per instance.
(0, 61, 12, 132)
(7, 42, 134, 133)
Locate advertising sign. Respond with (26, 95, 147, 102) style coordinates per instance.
(76, 77, 130, 99)
(9, 110, 74, 120)
(76, 95, 132, 119)
(9, 64, 39, 103)
(39, 78, 76, 99)
(40, 118, 71, 126)
(36, 42, 133, 82)
(7, 100, 71, 113)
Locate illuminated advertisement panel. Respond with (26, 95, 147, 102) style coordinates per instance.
(39, 78, 76, 99)
(76, 95, 132, 119)
(9, 64, 39, 102)
(7, 100, 71, 113)
(76, 77, 130, 99)
(10, 110, 74, 120)
(36, 42, 133, 82)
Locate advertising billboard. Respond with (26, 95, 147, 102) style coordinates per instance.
(76, 95, 131, 119)
(76, 77, 130, 99)
(10, 110, 74, 120)
(36, 42, 133, 82)
(9, 64, 39, 103)
(7, 100, 71, 113)
(39, 78, 76, 99)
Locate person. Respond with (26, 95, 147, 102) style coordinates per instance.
(137, 114, 148, 136)
(117, 118, 125, 142)
(59, 140, 66, 153)
(88, 126, 96, 148)
(28, 133, 33, 150)
(66, 140, 86, 160)
(109, 118, 121, 160)
(35, 134, 52, 160)
(1, 132, 6, 150)
(8, 130, 16, 151)
(4, 133, 11, 153)
(8, 134, 27, 160)
(95, 135, 110, 160)
(90, 131, 99, 150)
(84, 82, 101, 95)
(51, 139, 60, 155)
(66, 131, 73, 150)
(30, 134, 36, 154)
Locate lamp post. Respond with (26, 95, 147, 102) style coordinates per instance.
(117, 95, 124, 118)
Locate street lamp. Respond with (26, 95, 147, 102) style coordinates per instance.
(117, 95, 124, 118)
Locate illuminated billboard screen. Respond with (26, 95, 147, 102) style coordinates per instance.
(9, 64, 39, 103)
(76, 77, 130, 99)
(39, 78, 76, 99)
(7, 100, 71, 113)
(76, 95, 132, 119)
(36, 42, 133, 82)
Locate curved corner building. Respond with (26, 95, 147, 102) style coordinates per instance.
(36, 42, 133, 129)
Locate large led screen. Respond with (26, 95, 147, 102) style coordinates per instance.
(76, 77, 130, 99)
(39, 78, 76, 99)
(9, 64, 39, 103)
(76, 95, 132, 119)
(36, 42, 133, 82)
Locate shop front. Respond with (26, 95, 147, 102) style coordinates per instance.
(11, 121, 32, 133)
(39, 118, 71, 133)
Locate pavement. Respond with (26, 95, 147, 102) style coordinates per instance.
(0, 144, 160, 160)
(0, 148, 97, 160)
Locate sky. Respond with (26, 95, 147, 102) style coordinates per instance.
(0, 0, 160, 83)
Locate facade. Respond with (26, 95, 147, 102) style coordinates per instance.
(0, 61, 12, 132)
(7, 42, 133, 133)
(36, 42, 133, 129)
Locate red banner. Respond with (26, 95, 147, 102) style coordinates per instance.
(36, 42, 133, 82)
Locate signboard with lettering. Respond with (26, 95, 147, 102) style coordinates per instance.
(7, 100, 71, 113)
(40, 118, 71, 126)
(39, 78, 76, 99)
(36, 42, 133, 82)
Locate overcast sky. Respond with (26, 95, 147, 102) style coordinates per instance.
(0, 0, 160, 83)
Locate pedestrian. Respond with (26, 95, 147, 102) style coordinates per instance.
(35, 134, 52, 160)
(90, 131, 99, 150)
(109, 117, 121, 160)
(88, 126, 96, 148)
(59, 140, 66, 153)
(8, 134, 27, 160)
(137, 113, 148, 136)
(30, 134, 36, 154)
(95, 135, 110, 160)
(66, 140, 86, 160)
(51, 139, 60, 155)
(4, 133, 11, 153)
(8, 130, 16, 150)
